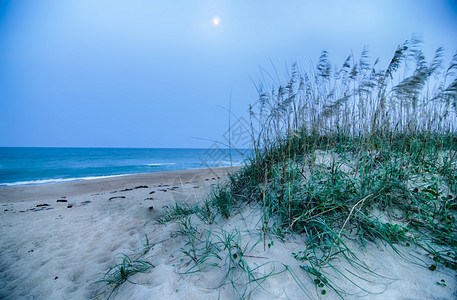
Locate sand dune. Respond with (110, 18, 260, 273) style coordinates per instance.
(0, 167, 455, 299)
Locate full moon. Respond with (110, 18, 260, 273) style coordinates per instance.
(212, 16, 220, 26)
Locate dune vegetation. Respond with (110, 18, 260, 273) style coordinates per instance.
(102, 38, 457, 299)
(206, 38, 456, 297)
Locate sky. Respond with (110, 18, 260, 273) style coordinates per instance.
(1, 0, 456, 148)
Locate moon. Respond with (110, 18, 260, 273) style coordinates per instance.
(212, 16, 220, 26)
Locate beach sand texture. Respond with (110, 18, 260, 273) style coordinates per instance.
(0, 167, 455, 299)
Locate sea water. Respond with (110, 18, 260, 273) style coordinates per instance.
(0, 148, 247, 186)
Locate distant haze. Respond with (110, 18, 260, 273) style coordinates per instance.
(1, 0, 456, 148)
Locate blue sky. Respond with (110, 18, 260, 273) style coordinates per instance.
(1, 0, 456, 148)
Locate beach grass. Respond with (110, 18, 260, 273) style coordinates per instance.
(99, 235, 156, 299)
(183, 38, 457, 298)
(100, 254, 154, 299)
(102, 255, 153, 287)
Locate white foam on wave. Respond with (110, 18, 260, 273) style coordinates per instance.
(146, 163, 176, 167)
(211, 160, 244, 167)
(0, 174, 129, 187)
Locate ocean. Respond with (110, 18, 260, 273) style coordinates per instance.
(0, 148, 247, 186)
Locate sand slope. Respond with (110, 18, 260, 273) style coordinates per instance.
(0, 167, 455, 299)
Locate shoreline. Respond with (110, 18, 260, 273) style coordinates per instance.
(0, 164, 246, 188)
(0, 166, 239, 203)
(0, 166, 238, 299)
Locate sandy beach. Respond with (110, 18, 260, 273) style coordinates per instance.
(0, 167, 455, 299)
(2, 1, 457, 298)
